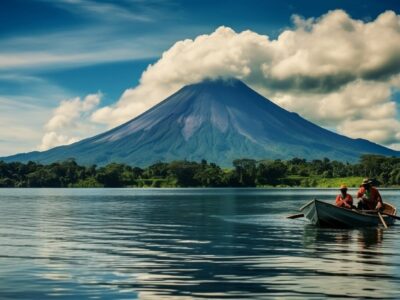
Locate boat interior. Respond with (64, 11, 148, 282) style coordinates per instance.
(382, 203, 396, 215)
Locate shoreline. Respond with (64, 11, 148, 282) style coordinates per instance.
(1, 186, 399, 189)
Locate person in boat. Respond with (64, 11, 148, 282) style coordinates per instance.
(356, 178, 383, 210)
(335, 184, 353, 209)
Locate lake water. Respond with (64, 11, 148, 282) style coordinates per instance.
(1, 188, 400, 299)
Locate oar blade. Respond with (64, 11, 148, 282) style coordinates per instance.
(287, 213, 304, 219)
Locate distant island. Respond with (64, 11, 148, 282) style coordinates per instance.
(0, 154, 398, 188)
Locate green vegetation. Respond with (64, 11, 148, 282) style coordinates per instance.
(0, 155, 399, 188)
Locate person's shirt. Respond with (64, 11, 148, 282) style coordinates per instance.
(357, 186, 382, 209)
(335, 193, 353, 208)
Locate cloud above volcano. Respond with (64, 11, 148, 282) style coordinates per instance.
(75, 10, 400, 148)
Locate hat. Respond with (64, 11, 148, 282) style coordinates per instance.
(340, 184, 347, 190)
(361, 178, 372, 185)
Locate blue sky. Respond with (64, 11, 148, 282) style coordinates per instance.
(1, 0, 400, 156)
(2, 0, 399, 102)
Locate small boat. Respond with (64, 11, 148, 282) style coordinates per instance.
(300, 199, 397, 228)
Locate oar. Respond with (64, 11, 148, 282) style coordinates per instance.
(377, 212, 388, 229)
(381, 212, 400, 220)
(359, 208, 400, 221)
(287, 213, 304, 219)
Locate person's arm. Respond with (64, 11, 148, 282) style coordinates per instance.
(342, 195, 352, 208)
(336, 195, 351, 208)
(335, 195, 342, 207)
(357, 187, 367, 200)
(375, 189, 383, 210)
(346, 195, 353, 207)
(356, 188, 364, 199)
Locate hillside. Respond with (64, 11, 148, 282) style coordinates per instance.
(2, 78, 398, 166)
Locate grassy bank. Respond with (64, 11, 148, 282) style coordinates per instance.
(272, 176, 364, 188)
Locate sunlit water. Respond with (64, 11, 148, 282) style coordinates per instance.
(1, 188, 400, 299)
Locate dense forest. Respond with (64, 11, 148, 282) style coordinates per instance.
(0, 154, 399, 188)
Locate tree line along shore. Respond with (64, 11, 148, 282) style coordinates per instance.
(0, 154, 399, 188)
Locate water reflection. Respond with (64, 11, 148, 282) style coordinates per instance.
(0, 188, 400, 299)
(358, 228, 384, 249)
(303, 226, 384, 250)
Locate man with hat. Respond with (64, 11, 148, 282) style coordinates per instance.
(356, 178, 383, 210)
(335, 184, 353, 208)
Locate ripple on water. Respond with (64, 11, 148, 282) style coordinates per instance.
(1, 188, 400, 299)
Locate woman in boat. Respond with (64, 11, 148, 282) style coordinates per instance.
(356, 178, 383, 210)
(335, 184, 353, 208)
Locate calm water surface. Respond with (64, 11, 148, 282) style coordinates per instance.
(1, 188, 400, 299)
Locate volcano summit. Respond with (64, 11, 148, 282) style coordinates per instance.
(3, 78, 399, 166)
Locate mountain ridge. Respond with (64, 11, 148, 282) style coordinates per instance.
(2, 78, 399, 166)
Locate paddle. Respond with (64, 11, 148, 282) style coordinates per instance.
(378, 212, 388, 229)
(287, 213, 304, 219)
(358, 207, 400, 220)
(381, 212, 400, 220)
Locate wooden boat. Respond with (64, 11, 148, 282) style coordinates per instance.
(300, 199, 397, 228)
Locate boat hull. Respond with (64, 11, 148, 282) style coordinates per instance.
(300, 199, 396, 228)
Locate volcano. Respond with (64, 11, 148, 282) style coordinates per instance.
(3, 78, 399, 166)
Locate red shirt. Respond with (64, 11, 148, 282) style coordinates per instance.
(335, 193, 353, 208)
(357, 186, 382, 210)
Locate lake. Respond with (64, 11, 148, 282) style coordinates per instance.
(1, 188, 400, 299)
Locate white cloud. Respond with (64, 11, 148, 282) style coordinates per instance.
(270, 80, 395, 126)
(338, 119, 400, 145)
(39, 94, 104, 151)
(39, 132, 79, 151)
(45, 94, 100, 131)
(91, 10, 400, 148)
(53, 0, 154, 22)
(0, 32, 159, 71)
(0, 74, 73, 156)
